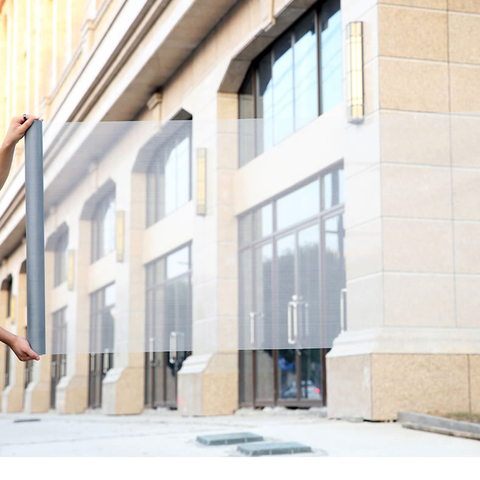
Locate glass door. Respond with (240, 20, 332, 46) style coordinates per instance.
(238, 165, 345, 409)
(145, 245, 192, 409)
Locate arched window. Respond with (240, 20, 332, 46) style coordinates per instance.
(91, 191, 116, 263)
(54, 231, 68, 287)
(146, 123, 192, 227)
(239, 0, 342, 166)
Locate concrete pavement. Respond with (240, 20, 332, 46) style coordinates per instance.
(1, 408, 480, 457)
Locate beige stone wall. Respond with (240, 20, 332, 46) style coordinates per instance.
(329, 0, 480, 420)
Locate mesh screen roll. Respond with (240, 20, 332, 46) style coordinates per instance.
(25, 120, 46, 356)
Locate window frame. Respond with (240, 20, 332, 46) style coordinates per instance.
(91, 190, 116, 264)
(90, 282, 116, 374)
(146, 123, 193, 228)
(54, 231, 69, 287)
(238, 0, 341, 166)
(237, 162, 345, 344)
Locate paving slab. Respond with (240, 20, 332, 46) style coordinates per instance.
(197, 432, 263, 446)
(237, 442, 313, 457)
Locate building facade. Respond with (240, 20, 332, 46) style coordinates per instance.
(1, 0, 480, 420)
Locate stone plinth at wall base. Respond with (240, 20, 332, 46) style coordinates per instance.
(102, 367, 144, 415)
(2, 385, 24, 413)
(178, 352, 238, 416)
(327, 328, 480, 421)
(55, 375, 88, 414)
(23, 380, 50, 413)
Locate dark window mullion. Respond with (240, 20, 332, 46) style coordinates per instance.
(316, 7, 323, 116)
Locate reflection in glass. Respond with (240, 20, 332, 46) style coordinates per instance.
(300, 349, 322, 400)
(277, 180, 320, 231)
(92, 191, 116, 263)
(294, 12, 318, 130)
(257, 53, 273, 154)
(167, 246, 190, 279)
(273, 33, 294, 145)
(239, 249, 253, 348)
(239, 70, 256, 166)
(144, 245, 192, 407)
(254, 244, 273, 348)
(256, 350, 274, 402)
(324, 214, 346, 346)
(253, 203, 273, 240)
(278, 349, 297, 400)
(147, 124, 192, 226)
(298, 225, 320, 344)
(54, 231, 68, 287)
(239, 212, 253, 246)
(323, 167, 344, 210)
(321, 2, 343, 113)
(276, 234, 295, 348)
(239, 350, 253, 404)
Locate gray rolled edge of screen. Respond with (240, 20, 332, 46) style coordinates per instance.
(24, 120, 46, 356)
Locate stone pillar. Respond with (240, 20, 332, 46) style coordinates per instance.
(178, 93, 239, 416)
(327, 0, 480, 420)
(101, 170, 146, 416)
(2, 266, 26, 413)
(24, 253, 53, 413)
(56, 220, 90, 414)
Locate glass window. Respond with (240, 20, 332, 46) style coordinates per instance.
(90, 283, 116, 373)
(276, 180, 320, 231)
(323, 166, 344, 210)
(147, 123, 192, 227)
(272, 33, 294, 145)
(91, 191, 116, 263)
(253, 203, 273, 240)
(167, 246, 190, 279)
(257, 53, 274, 154)
(239, 213, 253, 246)
(54, 231, 68, 287)
(239, 70, 257, 167)
(324, 214, 345, 345)
(294, 12, 318, 129)
(239, 2, 343, 166)
(321, 0, 343, 113)
(145, 244, 192, 389)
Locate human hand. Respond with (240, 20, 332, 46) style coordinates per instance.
(2, 115, 40, 149)
(9, 335, 40, 362)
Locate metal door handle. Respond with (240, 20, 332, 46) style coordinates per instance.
(169, 332, 177, 364)
(288, 301, 298, 345)
(340, 288, 347, 331)
(249, 312, 256, 346)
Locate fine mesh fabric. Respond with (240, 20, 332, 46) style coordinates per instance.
(39, 112, 479, 355)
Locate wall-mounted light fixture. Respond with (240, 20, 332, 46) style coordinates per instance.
(116, 211, 125, 262)
(346, 22, 364, 124)
(197, 148, 207, 216)
(68, 250, 75, 291)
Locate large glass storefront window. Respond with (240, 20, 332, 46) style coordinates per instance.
(238, 164, 345, 407)
(146, 123, 192, 227)
(144, 244, 192, 408)
(239, 0, 342, 166)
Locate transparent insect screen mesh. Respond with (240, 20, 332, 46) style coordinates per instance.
(34, 111, 480, 356)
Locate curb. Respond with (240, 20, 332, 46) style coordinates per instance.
(398, 411, 480, 441)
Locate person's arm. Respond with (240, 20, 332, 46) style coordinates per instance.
(0, 326, 40, 361)
(0, 115, 38, 191)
